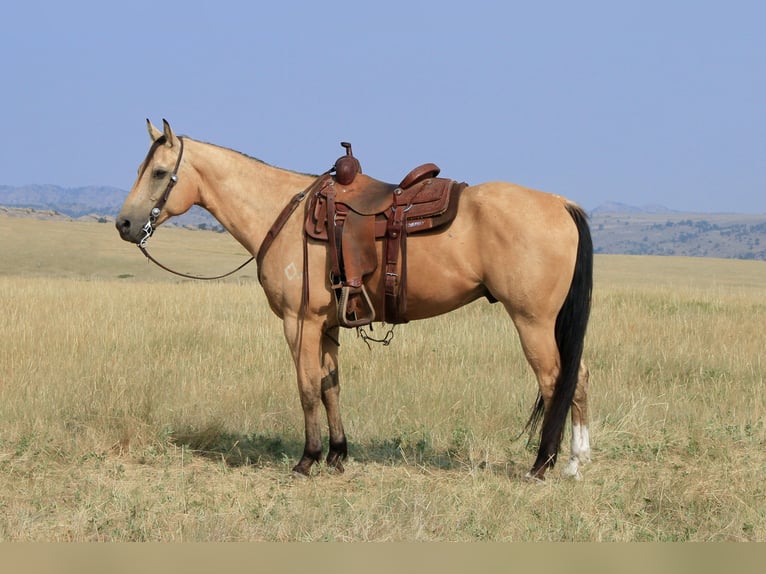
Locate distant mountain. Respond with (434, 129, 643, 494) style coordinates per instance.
(2, 188, 766, 260)
(590, 208, 766, 260)
(0, 184, 125, 217)
(591, 201, 681, 214)
(0, 184, 220, 229)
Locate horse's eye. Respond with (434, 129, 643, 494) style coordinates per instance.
(153, 168, 168, 180)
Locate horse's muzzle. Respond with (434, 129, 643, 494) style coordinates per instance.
(115, 216, 141, 244)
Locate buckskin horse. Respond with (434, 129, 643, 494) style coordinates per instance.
(116, 120, 593, 480)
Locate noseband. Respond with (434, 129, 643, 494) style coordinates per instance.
(137, 136, 255, 280)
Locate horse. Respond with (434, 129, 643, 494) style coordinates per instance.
(116, 119, 593, 481)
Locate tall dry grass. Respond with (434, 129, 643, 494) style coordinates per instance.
(1, 217, 765, 541)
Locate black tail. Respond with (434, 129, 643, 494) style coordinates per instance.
(529, 203, 593, 477)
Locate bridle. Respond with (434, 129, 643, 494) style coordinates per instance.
(138, 136, 184, 248)
(137, 136, 255, 280)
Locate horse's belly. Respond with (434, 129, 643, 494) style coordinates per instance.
(365, 231, 485, 321)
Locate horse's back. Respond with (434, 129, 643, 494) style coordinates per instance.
(409, 180, 581, 269)
(391, 181, 583, 320)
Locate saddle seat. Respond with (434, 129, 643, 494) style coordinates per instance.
(305, 144, 466, 328)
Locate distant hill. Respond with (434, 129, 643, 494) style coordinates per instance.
(590, 201, 681, 215)
(590, 207, 766, 260)
(0, 184, 125, 217)
(2, 186, 765, 260)
(0, 184, 220, 230)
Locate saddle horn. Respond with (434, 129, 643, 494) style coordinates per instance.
(334, 141, 362, 185)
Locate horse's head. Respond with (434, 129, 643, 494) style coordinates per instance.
(116, 119, 200, 244)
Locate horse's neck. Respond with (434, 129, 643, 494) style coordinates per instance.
(189, 140, 315, 255)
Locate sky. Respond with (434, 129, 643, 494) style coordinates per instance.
(1, 0, 764, 213)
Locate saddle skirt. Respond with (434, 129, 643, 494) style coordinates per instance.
(304, 156, 466, 328)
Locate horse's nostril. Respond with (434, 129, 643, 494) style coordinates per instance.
(116, 217, 133, 240)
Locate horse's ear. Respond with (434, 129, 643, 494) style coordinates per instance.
(146, 119, 163, 142)
(161, 119, 176, 147)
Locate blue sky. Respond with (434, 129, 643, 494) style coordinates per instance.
(1, 1, 764, 213)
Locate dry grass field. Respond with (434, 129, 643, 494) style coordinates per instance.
(1, 214, 765, 541)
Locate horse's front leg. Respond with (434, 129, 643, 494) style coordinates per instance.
(320, 324, 348, 471)
(284, 316, 346, 476)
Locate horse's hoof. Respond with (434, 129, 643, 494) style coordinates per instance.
(524, 471, 546, 484)
(291, 462, 312, 479)
(562, 468, 583, 481)
(562, 467, 583, 480)
(326, 455, 346, 474)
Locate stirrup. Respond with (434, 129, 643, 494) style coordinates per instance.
(337, 285, 376, 328)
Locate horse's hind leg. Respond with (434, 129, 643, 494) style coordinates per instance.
(512, 317, 562, 478)
(515, 319, 591, 480)
(562, 361, 591, 479)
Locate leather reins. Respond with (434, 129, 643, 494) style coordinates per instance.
(136, 136, 333, 284)
(255, 173, 332, 282)
(137, 136, 256, 280)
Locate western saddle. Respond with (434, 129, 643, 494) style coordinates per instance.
(305, 143, 467, 328)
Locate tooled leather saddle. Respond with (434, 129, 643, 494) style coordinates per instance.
(305, 143, 467, 328)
